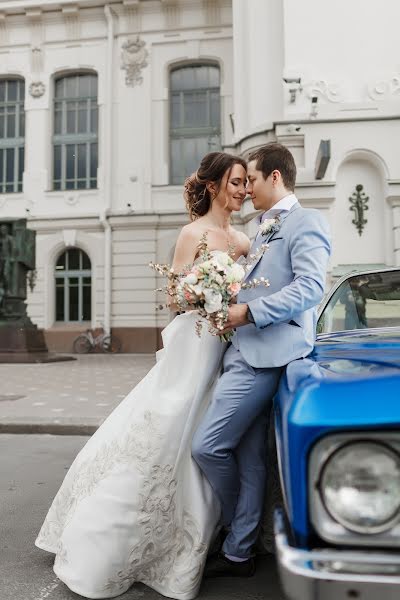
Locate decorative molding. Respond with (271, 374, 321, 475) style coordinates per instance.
(368, 75, 400, 101)
(349, 184, 369, 236)
(161, 0, 180, 29)
(62, 229, 77, 248)
(0, 13, 9, 47)
(62, 4, 81, 40)
(203, 0, 221, 26)
(123, 0, 140, 33)
(0, 196, 7, 210)
(29, 81, 46, 98)
(27, 8, 44, 73)
(121, 36, 149, 87)
(31, 46, 44, 73)
(305, 80, 343, 103)
(65, 194, 79, 206)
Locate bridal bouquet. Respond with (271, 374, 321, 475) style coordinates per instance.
(150, 235, 270, 341)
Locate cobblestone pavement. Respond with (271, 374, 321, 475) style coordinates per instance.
(0, 354, 156, 430)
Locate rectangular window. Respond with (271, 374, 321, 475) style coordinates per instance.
(53, 73, 98, 190)
(0, 79, 25, 193)
(170, 65, 221, 185)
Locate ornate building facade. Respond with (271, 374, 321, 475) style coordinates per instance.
(0, 0, 399, 351)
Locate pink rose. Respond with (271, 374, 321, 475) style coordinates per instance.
(229, 282, 241, 295)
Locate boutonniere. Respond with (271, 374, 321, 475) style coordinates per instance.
(259, 216, 281, 236)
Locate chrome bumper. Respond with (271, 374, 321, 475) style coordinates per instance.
(274, 510, 400, 600)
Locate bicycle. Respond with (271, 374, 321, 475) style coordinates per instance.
(73, 327, 122, 354)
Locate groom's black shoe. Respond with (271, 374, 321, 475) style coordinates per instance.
(204, 552, 255, 578)
(207, 527, 229, 559)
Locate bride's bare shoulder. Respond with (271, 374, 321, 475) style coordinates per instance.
(173, 221, 206, 270)
(176, 220, 205, 244)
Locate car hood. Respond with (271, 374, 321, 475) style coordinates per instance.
(312, 327, 400, 376)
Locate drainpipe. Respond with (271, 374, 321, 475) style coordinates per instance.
(99, 209, 112, 334)
(101, 4, 115, 335)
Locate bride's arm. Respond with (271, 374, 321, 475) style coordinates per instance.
(168, 226, 200, 312)
(172, 225, 199, 272)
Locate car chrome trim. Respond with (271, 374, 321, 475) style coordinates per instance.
(316, 324, 400, 340)
(309, 432, 400, 546)
(274, 509, 400, 600)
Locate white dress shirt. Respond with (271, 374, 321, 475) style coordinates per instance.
(260, 193, 298, 222)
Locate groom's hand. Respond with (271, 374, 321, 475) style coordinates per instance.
(219, 303, 250, 334)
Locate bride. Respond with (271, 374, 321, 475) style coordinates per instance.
(35, 151, 249, 600)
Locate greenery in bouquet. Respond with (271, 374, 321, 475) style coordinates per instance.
(150, 234, 270, 341)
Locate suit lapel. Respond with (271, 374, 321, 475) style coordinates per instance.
(244, 203, 301, 281)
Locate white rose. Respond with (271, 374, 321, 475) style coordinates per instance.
(198, 260, 212, 273)
(212, 273, 224, 285)
(182, 273, 198, 285)
(191, 284, 204, 297)
(203, 289, 222, 314)
(224, 266, 234, 282)
(215, 253, 230, 267)
(263, 218, 276, 228)
(231, 263, 245, 282)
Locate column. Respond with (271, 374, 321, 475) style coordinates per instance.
(232, 0, 284, 141)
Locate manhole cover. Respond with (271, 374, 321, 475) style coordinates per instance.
(0, 395, 25, 402)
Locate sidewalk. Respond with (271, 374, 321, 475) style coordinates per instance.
(0, 354, 156, 434)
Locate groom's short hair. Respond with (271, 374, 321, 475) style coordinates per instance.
(248, 143, 296, 191)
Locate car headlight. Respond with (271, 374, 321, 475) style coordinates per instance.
(320, 441, 400, 534)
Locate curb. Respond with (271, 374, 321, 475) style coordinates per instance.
(0, 422, 98, 435)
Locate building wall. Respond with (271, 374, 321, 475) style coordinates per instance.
(0, 0, 399, 352)
(0, 0, 234, 350)
(282, 0, 400, 120)
(232, 0, 400, 278)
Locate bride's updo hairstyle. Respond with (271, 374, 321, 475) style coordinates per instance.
(184, 152, 247, 221)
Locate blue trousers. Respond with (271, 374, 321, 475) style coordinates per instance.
(192, 344, 282, 558)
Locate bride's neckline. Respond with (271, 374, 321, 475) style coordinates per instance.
(192, 227, 237, 262)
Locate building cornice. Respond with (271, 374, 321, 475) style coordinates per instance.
(0, 0, 119, 15)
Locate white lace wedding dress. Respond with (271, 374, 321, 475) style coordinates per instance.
(35, 308, 226, 599)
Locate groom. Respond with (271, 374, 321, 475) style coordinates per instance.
(192, 143, 331, 576)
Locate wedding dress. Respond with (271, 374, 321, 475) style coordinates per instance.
(36, 297, 226, 599)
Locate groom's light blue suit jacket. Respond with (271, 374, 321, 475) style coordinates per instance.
(232, 201, 331, 368)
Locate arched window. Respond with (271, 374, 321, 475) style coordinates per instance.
(170, 64, 221, 184)
(55, 248, 91, 322)
(53, 73, 98, 190)
(0, 78, 25, 193)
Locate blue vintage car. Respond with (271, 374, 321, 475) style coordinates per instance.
(274, 267, 400, 599)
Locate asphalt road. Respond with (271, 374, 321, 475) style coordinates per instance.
(0, 434, 285, 600)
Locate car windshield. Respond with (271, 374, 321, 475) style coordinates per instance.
(317, 270, 400, 334)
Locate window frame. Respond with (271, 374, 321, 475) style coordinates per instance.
(55, 248, 92, 323)
(0, 77, 25, 194)
(52, 72, 98, 191)
(169, 62, 221, 185)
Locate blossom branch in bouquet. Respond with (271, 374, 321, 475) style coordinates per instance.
(149, 235, 270, 341)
